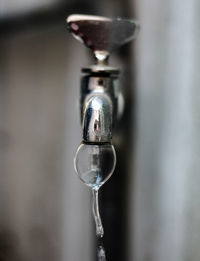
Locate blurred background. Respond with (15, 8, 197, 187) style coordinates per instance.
(0, 0, 200, 260)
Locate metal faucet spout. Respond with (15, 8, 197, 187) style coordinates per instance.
(82, 94, 113, 143)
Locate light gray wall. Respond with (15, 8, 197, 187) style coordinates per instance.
(0, 26, 92, 261)
(129, 0, 200, 260)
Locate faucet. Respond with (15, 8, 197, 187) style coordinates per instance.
(81, 67, 119, 144)
(67, 14, 138, 145)
(66, 14, 139, 239)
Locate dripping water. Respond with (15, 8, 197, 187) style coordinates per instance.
(97, 237, 106, 261)
(92, 189, 104, 237)
(92, 189, 106, 261)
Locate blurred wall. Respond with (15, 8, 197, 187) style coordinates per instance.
(130, 0, 200, 260)
(0, 25, 92, 261)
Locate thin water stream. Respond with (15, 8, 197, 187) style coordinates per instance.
(92, 189, 104, 238)
(92, 188, 106, 260)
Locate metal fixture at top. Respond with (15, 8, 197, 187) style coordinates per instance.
(67, 14, 139, 143)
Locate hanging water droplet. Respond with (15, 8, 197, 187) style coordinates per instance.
(74, 143, 116, 190)
(74, 142, 116, 238)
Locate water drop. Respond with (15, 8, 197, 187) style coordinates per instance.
(97, 237, 106, 261)
(98, 245, 106, 261)
(74, 143, 116, 190)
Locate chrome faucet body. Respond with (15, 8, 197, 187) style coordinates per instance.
(80, 67, 121, 144)
(66, 14, 138, 145)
